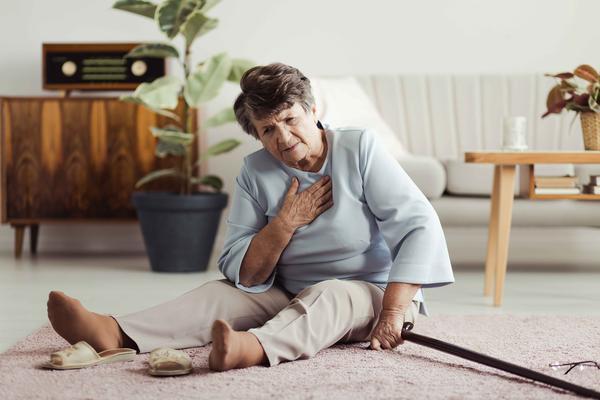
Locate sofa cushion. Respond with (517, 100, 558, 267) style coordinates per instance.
(534, 164, 575, 177)
(431, 196, 600, 227)
(444, 161, 580, 196)
(444, 160, 519, 196)
(397, 155, 446, 199)
(311, 76, 407, 159)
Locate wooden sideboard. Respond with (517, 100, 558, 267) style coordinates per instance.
(0, 96, 196, 257)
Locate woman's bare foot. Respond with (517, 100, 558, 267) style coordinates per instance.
(46, 291, 125, 352)
(208, 320, 267, 372)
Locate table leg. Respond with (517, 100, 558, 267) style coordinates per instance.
(494, 165, 516, 306)
(484, 166, 501, 296)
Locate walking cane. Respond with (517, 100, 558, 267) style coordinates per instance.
(401, 322, 600, 399)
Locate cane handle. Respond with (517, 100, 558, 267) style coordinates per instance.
(402, 322, 414, 331)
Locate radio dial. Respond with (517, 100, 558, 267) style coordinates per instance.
(61, 61, 77, 77)
(131, 60, 147, 77)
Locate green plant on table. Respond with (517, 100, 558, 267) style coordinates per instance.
(543, 64, 600, 118)
(113, 0, 254, 194)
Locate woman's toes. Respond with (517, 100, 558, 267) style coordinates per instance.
(48, 291, 66, 304)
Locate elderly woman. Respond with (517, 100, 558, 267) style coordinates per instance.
(46, 63, 454, 371)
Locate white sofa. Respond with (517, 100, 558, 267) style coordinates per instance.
(312, 75, 600, 267)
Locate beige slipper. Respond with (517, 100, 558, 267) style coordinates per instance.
(42, 341, 136, 370)
(148, 347, 192, 376)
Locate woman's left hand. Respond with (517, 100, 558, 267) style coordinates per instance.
(369, 309, 406, 350)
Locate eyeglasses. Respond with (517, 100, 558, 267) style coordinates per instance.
(549, 361, 600, 375)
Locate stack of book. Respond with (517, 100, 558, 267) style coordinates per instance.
(534, 175, 580, 195)
(582, 175, 600, 195)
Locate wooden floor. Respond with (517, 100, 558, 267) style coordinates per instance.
(1, 251, 599, 352)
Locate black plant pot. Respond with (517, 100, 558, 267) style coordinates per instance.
(132, 191, 228, 273)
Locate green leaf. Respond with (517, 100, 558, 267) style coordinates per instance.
(163, 123, 184, 131)
(135, 168, 182, 188)
(156, 0, 201, 39)
(195, 138, 240, 165)
(180, 11, 218, 48)
(198, 0, 221, 12)
(205, 107, 236, 128)
(184, 52, 232, 106)
(205, 138, 241, 156)
(155, 141, 186, 157)
(125, 43, 180, 59)
(191, 174, 223, 191)
(151, 126, 195, 145)
(120, 95, 180, 120)
(589, 87, 600, 112)
(113, 0, 157, 19)
(228, 58, 255, 82)
(132, 75, 182, 110)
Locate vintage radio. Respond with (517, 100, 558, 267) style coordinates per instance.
(43, 43, 166, 91)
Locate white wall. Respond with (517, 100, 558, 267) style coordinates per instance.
(0, 0, 598, 259)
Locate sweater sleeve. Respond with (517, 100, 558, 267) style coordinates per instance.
(217, 162, 277, 293)
(359, 129, 455, 288)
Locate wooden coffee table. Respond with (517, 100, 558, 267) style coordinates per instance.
(464, 151, 600, 306)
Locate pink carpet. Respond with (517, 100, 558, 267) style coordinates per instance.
(2, 315, 599, 399)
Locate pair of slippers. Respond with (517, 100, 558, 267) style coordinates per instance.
(42, 341, 192, 376)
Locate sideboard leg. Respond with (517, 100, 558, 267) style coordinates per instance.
(30, 224, 39, 255)
(12, 224, 25, 259)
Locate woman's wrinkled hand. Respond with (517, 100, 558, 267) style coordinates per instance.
(277, 176, 333, 231)
(369, 310, 406, 350)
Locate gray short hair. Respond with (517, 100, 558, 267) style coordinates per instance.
(233, 63, 314, 138)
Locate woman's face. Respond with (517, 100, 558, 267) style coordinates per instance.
(251, 102, 324, 171)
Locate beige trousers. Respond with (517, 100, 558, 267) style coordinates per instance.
(113, 279, 419, 366)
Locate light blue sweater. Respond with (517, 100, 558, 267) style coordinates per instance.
(218, 126, 455, 316)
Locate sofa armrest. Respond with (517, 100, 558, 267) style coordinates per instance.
(397, 155, 446, 199)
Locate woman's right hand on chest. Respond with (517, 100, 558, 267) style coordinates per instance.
(276, 176, 333, 231)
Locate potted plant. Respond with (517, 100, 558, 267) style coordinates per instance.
(543, 64, 600, 150)
(113, 0, 254, 272)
